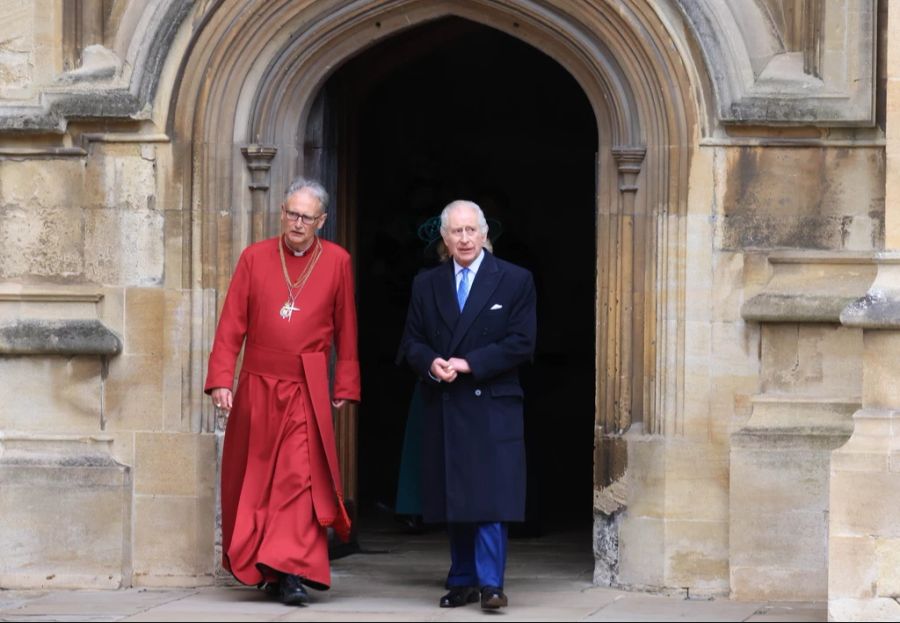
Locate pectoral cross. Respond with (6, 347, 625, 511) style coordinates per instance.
(279, 301, 300, 321)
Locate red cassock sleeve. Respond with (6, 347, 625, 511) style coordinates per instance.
(204, 251, 251, 394)
(332, 252, 361, 402)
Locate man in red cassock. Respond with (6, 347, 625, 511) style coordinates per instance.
(205, 177, 360, 606)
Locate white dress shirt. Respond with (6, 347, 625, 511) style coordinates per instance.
(453, 249, 485, 291)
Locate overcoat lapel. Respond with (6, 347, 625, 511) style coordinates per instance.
(448, 252, 502, 355)
(433, 260, 459, 330)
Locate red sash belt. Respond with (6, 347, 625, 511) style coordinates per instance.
(242, 342, 307, 382)
(242, 342, 352, 542)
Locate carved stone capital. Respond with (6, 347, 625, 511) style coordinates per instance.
(240, 145, 277, 191)
(611, 146, 646, 193)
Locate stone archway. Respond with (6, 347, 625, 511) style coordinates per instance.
(168, 0, 700, 584)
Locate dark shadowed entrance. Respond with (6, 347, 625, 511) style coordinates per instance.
(312, 17, 597, 539)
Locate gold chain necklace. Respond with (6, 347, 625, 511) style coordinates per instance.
(277, 236, 323, 321)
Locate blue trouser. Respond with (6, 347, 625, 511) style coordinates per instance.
(446, 522, 507, 589)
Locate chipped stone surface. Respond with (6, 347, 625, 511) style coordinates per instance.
(84, 209, 164, 286)
(0, 0, 33, 99)
(719, 148, 884, 251)
(0, 318, 121, 355)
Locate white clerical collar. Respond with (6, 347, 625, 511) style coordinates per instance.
(283, 235, 315, 256)
(454, 249, 485, 278)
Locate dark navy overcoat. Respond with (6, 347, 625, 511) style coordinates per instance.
(397, 251, 537, 523)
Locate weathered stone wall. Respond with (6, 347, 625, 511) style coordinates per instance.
(617, 141, 884, 597)
(0, 0, 61, 102)
(0, 0, 889, 605)
(718, 148, 884, 251)
(0, 133, 215, 587)
(0, 0, 215, 584)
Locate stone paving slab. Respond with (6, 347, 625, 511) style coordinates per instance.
(0, 526, 826, 622)
(583, 593, 763, 622)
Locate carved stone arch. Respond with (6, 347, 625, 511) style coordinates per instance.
(675, 0, 876, 125)
(167, 0, 701, 580)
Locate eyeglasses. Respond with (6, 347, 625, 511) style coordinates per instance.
(283, 208, 323, 225)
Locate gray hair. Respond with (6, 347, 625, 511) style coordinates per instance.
(439, 200, 489, 236)
(284, 176, 329, 212)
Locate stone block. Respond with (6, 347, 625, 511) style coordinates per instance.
(761, 324, 863, 397)
(103, 354, 164, 432)
(124, 288, 165, 357)
(730, 424, 848, 601)
(743, 396, 857, 434)
(863, 332, 900, 408)
(84, 208, 164, 286)
(0, 0, 33, 98)
(0, 436, 131, 588)
(664, 456, 729, 524)
(163, 289, 192, 432)
(83, 144, 158, 211)
(710, 387, 756, 447)
(798, 325, 863, 396)
(875, 538, 900, 597)
(98, 286, 125, 338)
(0, 356, 101, 433)
(0, 319, 121, 355)
(711, 252, 746, 323)
(664, 520, 729, 593)
(622, 434, 665, 519)
(830, 470, 900, 538)
(710, 321, 757, 378)
(731, 565, 827, 602)
(0, 205, 85, 278)
(617, 515, 665, 589)
(132, 494, 215, 585)
(0, 159, 85, 208)
(163, 208, 185, 289)
(829, 598, 900, 623)
(829, 535, 877, 599)
(731, 505, 826, 570)
(720, 148, 883, 251)
(134, 432, 216, 497)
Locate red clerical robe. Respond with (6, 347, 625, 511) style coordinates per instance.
(205, 236, 360, 589)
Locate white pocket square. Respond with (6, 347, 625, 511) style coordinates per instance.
(490, 304, 503, 310)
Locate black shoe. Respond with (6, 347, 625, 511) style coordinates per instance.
(439, 585, 479, 608)
(279, 574, 310, 606)
(257, 580, 280, 598)
(395, 514, 425, 534)
(481, 586, 508, 610)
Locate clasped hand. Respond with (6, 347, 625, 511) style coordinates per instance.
(430, 357, 471, 383)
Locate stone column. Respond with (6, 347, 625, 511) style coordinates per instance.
(240, 145, 277, 242)
(609, 146, 646, 433)
(827, 2, 900, 619)
(594, 147, 645, 586)
(830, 257, 900, 620)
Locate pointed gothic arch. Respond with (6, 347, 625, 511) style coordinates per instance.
(166, 0, 703, 582)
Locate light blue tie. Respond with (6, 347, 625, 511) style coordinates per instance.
(457, 267, 470, 311)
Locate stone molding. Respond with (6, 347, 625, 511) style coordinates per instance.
(0, 319, 121, 356)
(0, 0, 877, 134)
(240, 145, 278, 243)
(742, 251, 878, 323)
(0, 291, 122, 356)
(0, 0, 193, 133)
(840, 253, 900, 329)
(0, 433, 132, 589)
(675, 0, 876, 126)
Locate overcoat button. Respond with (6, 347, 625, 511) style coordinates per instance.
(474, 389, 482, 397)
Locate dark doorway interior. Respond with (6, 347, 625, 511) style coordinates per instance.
(320, 17, 598, 536)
